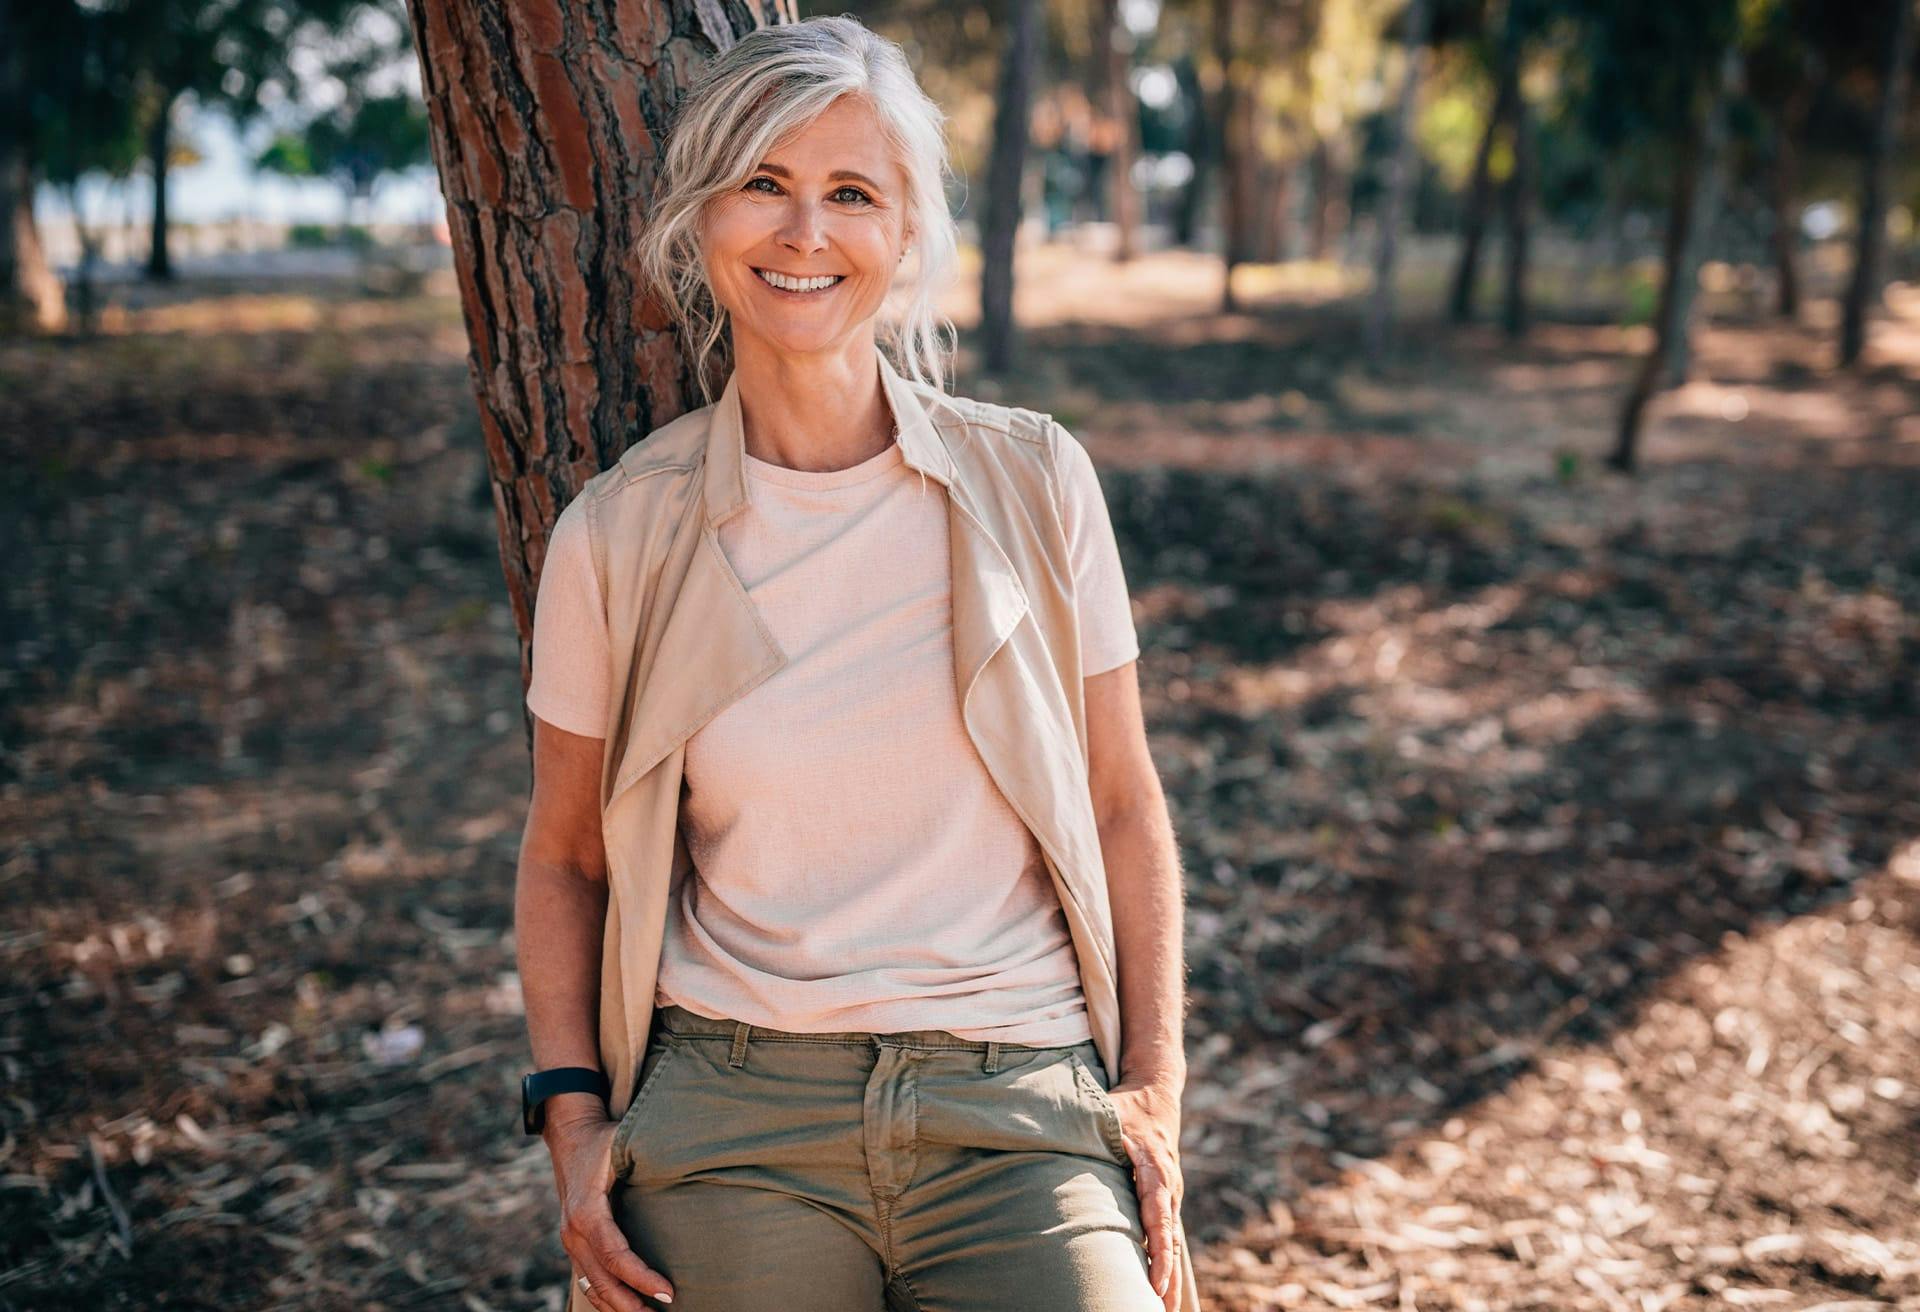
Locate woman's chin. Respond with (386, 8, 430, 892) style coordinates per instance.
(737, 321, 863, 358)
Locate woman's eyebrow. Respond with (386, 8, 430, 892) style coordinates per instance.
(756, 161, 887, 190)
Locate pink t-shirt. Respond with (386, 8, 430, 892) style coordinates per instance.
(526, 425, 1139, 1044)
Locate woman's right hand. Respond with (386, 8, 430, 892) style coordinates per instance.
(546, 1103, 677, 1308)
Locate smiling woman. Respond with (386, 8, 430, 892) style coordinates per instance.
(710, 97, 903, 327)
(518, 15, 1199, 1312)
(632, 26, 960, 415)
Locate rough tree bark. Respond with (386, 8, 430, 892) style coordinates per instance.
(404, 0, 795, 704)
(1363, 0, 1431, 370)
(980, 0, 1041, 375)
(1838, 0, 1916, 367)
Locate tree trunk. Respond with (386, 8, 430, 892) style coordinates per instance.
(1613, 44, 1740, 473)
(1083, 147, 1109, 226)
(1215, 0, 1247, 311)
(1, 158, 67, 335)
(980, 0, 1041, 374)
(57, 180, 101, 336)
(1769, 85, 1809, 319)
(1500, 94, 1532, 339)
(1172, 54, 1209, 248)
(1256, 157, 1296, 263)
(145, 90, 176, 282)
(1446, 10, 1520, 323)
(406, 0, 795, 683)
(0, 0, 67, 335)
(1307, 135, 1350, 262)
(1363, 0, 1431, 370)
(1661, 45, 1736, 386)
(1838, 0, 1916, 367)
(1096, 0, 1141, 262)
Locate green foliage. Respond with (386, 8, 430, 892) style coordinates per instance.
(1620, 270, 1661, 326)
(286, 224, 377, 250)
(27, 5, 146, 190)
(1418, 76, 1491, 191)
(296, 94, 433, 198)
(1422, 492, 1504, 540)
(256, 134, 317, 179)
(10, 2, 417, 210)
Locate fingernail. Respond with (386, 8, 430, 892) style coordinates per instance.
(658, 1295, 673, 1304)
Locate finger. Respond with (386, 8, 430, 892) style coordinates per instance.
(1162, 1236, 1181, 1312)
(1154, 1198, 1180, 1309)
(1146, 1173, 1177, 1298)
(585, 1206, 677, 1305)
(563, 1244, 648, 1312)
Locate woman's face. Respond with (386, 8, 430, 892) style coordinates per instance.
(701, 94, 912, 364)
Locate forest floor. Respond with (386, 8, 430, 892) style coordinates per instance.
(3, 244, 1918, 1312)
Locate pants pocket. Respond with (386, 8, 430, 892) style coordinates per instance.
(1066, 1050, 1132, 1167)
(609, 1036, 684, 1184)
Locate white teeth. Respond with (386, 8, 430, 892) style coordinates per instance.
(757, 268, 843, 293)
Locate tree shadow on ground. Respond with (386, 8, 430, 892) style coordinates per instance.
(1101, 454, 1920, 1253)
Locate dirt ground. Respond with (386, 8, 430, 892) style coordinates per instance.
(3, 245, 1918, 1312)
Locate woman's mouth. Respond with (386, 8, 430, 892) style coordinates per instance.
(755, 267, 845, 295)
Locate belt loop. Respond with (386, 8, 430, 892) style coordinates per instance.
(729, 1021, 750, 1068)
(982, 1041, 1000, 1074)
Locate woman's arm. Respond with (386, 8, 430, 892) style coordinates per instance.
(1085, 659, 1188, 1093)
(519, 714, 677, 1310)
(518, 715, 614, 1131)
(1084, 657, 1188, 1308)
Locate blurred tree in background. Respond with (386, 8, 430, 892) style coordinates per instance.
(256, 94, 431, 224)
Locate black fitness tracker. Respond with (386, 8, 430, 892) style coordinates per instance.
(521, 1066, 612, 1134)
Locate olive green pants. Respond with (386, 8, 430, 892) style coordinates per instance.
(609, 1003, 1160, 1311)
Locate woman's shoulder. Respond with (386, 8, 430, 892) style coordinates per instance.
(905, 383, 1072, 505)
(908, 379, 1058, 451)
(569, 404, 716, 511)
(924, 387, 1109, 518)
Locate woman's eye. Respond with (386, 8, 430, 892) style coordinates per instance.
(744, 177, 871, 205)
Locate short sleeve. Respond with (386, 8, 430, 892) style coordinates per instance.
(1052, 423, 1141, 677)
(525, 497, 612, 737)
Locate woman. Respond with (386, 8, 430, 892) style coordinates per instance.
(515, 16, 1196, 1312)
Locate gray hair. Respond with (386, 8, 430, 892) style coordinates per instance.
(634, 15, 961, 405)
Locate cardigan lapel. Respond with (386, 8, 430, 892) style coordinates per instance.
(604, 518, 787, 803)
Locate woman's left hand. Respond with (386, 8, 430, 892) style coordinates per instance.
(1106, 1078, 1185, 1310)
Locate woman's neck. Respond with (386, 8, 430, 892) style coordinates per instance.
(731, 335, 896, 474)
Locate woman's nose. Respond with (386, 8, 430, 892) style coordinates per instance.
(777, 201, 828, 254)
